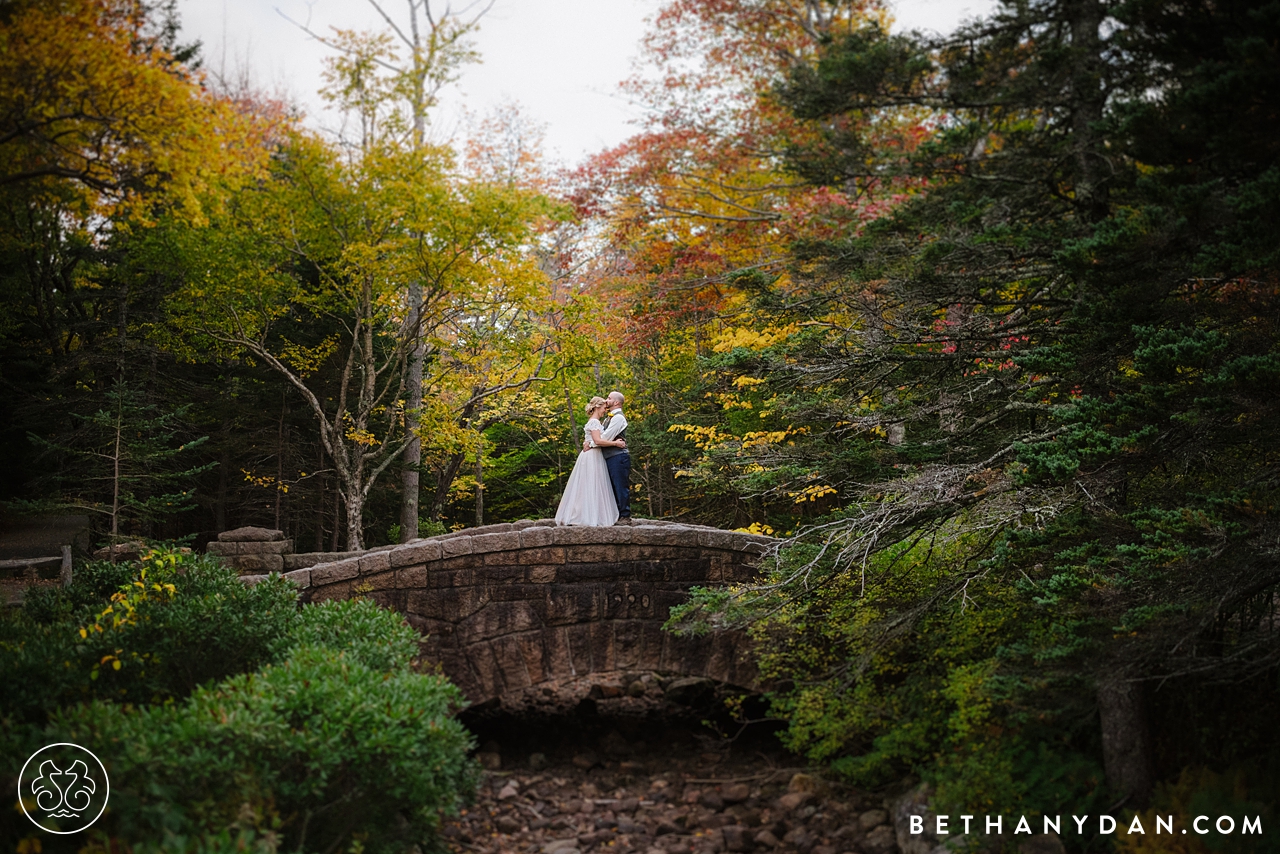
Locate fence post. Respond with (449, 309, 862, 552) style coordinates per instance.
(60, 544, 72, 588)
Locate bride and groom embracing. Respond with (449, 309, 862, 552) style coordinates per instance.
(554, 391, 633, 527)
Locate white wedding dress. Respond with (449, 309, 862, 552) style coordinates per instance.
(554, 417, 619, 526)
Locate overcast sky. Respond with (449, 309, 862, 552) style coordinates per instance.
(180, 0, 995, 165)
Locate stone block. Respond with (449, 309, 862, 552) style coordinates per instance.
(281, 568, 311, 588)
(236, 539, 292, 555)
(441, 536, 473, 557)
(440, 554, 483, 570)
(432, 567, 473, 588)
(634, 527, 695, 547)
(636, 544, 686, 561)
(475, 562, 524, 583)
(697, 529, 736, 550)
(307, 580, 351, 602)
(310, 557, 361, 586)
(557, 562, 624, 583)
(469, 522, 515, 536)
(472, 531, 522, 554)
(665, 558, 713, 582)
(287, 551, 360, 569)
(527, 565, 557, 583)
(518, 546, 565, 565)
(599, 525, 634, 543)
(218, 526, 284, 542)
(389, 540, 442, 567)
(354, 569, 397, 591)
(205, 541, 238, 556)
(238, 573, 268, 585)
(565, 544, 614, 564)
(543, 583, 602, 625)
(483, 549, 520, 566)
(456, 601, 542, 645)
(519, 526, 555, 548)
(406, 586, 487, 621)
(236, 554, 283, 573)
(512, 518, 551, 530)
(552, 525, 608, 546)
(396, 565, 427, 588)
(359, 550, 391, 574)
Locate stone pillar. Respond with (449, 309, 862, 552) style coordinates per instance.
(206, 526, 293, 574)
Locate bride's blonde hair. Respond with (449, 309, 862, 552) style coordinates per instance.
(584, 396, 607, 415)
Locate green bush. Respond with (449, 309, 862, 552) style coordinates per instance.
(2, 555, 477, 854)
(1, 549, 298, 722)
(51, 638, 475, 853)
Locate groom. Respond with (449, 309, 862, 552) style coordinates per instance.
(598, 391, 631, 522)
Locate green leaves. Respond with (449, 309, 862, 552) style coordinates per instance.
(2, 555, 475, 853)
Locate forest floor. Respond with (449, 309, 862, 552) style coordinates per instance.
(444, 711, 899, 854)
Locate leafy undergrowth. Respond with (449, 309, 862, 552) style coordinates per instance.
(1, 548, 477, 853)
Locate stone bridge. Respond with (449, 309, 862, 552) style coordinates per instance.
(241, 520, 776, 710)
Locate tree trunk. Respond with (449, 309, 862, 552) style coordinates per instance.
(430, 451, 468, 522)
(474, 444, 484, 527)
(1097, 675, 1154, 808)
(400, 279, 424, 542)
(330, 477, 341, 552)
(1069, 0, 1108, 222)
(344, 488, 364, 551)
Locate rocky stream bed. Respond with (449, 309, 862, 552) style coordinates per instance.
(443, 690, 1067, 854)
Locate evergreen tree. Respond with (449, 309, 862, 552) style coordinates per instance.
(674, 0, 1280, 813)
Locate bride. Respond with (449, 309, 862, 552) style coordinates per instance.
(555, 396, 625, 526)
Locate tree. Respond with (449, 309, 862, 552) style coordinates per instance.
(672, 0, 1280, 814)
(288, 0, 494, 541)
(26, 382, 211, 552)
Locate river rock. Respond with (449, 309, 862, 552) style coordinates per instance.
(542, 839, 579, 854)
(722, 782, 752, 804)
(754, 829, 780, 847)
(722, 825, 751, 852)
(892, 783, 939, 854)
(863, 824, 898, 853)
(663, 676, 716, 705)
(789, 772, 820, 793)
(571, 750, 600, 769)
(1020, 834, 1066, 854)
(778, 791, 813, 812)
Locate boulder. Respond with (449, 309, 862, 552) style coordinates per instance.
(893, 783, 939, 854)
(1019, 834, 1066, 854)
(864, 824, 898, 854)
(217, 526, 284, 542)
(663, 676, 716, 705)
(92, 541, 146, 562)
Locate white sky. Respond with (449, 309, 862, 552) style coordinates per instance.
(180, 0, 995, 165)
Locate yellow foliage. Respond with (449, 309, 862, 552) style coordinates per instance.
(734, 522, 776, 536)
(789, 484, 838, 504)
(711, 323, 799, 353)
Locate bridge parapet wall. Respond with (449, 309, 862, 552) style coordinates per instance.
(244, 520, 776, 707)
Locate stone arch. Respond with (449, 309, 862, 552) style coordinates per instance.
(259, 520, 776, 707)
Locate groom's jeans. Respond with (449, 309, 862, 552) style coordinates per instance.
(605, 451, 632, 518)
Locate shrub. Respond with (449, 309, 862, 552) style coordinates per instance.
(47, 611, 475, 853)
(2, 555, 477, 853)
(0, 549, 298, 723)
